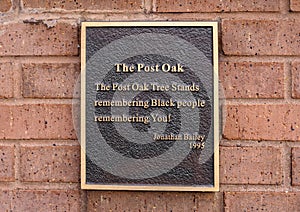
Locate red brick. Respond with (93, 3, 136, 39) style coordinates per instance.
(0, 104, 76, 139)
(20, 145, 80, 182)
(292, 62, 300, 98)
(0, 63, 16, 98)
(155, 0, 279, 12)
(220, 62, 284, 98)
(12, 190, 81, 211)
(0, 145, 15, 181)
(225, 192, 300, 211)
(224, 104, 300, 141)
(292, 147, 300, 186)
(22, 63, 80, 98)
(23, 0, 142, 11)
(222, 19, 300, 56)
(0, 23, 78, 56)
(220, 146, 282, 185)
(87, 191, 219, 211)
(0, 190, 11, 211)
(291, 0, 300, 11)
(0, 0, 12, 12)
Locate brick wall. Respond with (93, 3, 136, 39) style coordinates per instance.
(0, 0, 299, 211)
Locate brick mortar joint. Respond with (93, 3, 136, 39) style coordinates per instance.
(279, 0, 291, 14)
(19, 143, 80, 147)
(0, 99, 75, 104)
(1, 12, 300, 25)
(224, 100, 300, 105)
(220, 56, 300, 62)
(0, 187, 81, 191)
(282, 144, 293, 188)
(2, 10, 300, 17)
(150, 11, 300, 17)
(221, 187, 300, 192)
(0, 18, 79, 26)
(0, 140, 78, 145)
(220, 140, 300, 147)
(284, 62, 293, 100)
(14, 143, 21, 184)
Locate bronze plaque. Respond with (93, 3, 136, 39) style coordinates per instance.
(81, 22, 219, 191)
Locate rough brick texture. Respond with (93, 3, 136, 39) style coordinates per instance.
(20, 145, 80, 182)
(0, 104, 76, 139)
(222, 19, 300, 56)
(0, 0, 12, 12)
(155, 0, 280, 12)
(22, 0, 142, 11)
(292, 148, 300, 186)
(0, 23, 78, 56)
(0, 145, 15, 182)
(292, 62, 300, 98)
(290, 0, 300, 11)
(0, 190, 11, 211)
(220, 146, 282, 184)
(0, 63, 16, 98)
(0, 190, 81, 211)
(22, 63, 80, 98)
(88, 191, 220, 211)
(224, 104, 300, 141)
(220, 62, 284, 98)
(225, 192, 300, 211)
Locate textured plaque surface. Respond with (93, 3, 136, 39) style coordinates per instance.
(81, 22, 219, 191)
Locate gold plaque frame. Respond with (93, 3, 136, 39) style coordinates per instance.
(81, 22, 219, 191)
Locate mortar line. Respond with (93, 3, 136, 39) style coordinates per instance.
(152, 0, 156, 12)
(143, 0, 152, 13)
(154, 11, 300, 20)
(0, 11, 299, 24)
(0, 139, 78, 144)
(13, 0, 21, 16)
(224, 98, 300, 104)
(219, 55, 300, 61)
(18, 140, 79, 146)
(0, 182, 81, 190)
(291, 148, 297, 187)
(220, 140, 299, 147)
(283, 143, 292, 190)
(14, 141, 21, 186)
(14, 62, 23, 99)
(279, 0, 290, 15)
(81, 190, 88, 212)
(0, 98, 75, 104)
(220, 184, 300, 192)
(0, 56, 80, 63)
(285, 60, 293, 100)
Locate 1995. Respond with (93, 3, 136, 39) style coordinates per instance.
(189, 142, 205, 150)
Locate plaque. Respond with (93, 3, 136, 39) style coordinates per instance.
(81, 22, 219, 191)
